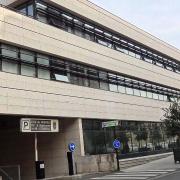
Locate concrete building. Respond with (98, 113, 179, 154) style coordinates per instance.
(0, 0, 179, 179)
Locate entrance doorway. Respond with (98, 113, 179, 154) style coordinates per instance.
(0, 115, 35, 180)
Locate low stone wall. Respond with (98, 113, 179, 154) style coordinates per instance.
(75, 153, 116, 174)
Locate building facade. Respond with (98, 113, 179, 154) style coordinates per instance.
(0, 0, 180, 179)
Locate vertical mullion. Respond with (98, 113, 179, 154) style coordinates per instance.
(35, 52, 38, 78)
(18, 47, 21, 75)
(49, 56, 53, 80)
(0, 43, 2, 71)
(33, 0, 37, 19)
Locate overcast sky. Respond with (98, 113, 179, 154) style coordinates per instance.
(89, 0, 180, 49)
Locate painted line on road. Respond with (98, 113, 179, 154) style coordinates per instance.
(148, 169, 178, 180)
(92, 177, 148, 180)
(91, 169, 177, 180)
(108, 174, 157, 177)
(115, 172, 163, 174)
(145, 169, 175, 172)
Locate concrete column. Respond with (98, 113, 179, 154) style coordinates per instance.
(77, 118, 85, 156)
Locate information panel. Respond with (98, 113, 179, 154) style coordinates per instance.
(102, 120, 119, 128)
(20, 118, 59, 132)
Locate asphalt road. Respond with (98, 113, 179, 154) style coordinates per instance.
(153, 170, 180, 180)
(80, 155, 180, 180)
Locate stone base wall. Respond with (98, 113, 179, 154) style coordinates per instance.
(76, 153, 116, 174)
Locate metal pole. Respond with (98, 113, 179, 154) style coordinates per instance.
(35, 133, 38, 161)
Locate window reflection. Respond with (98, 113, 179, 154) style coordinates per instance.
(21, 64, 35, 77)
(37, 54, 49, 66)
(38, 68, 50, 80)
(1, 44, 18, 58)
(17, 3, 34, 16)
(2, 60, 18, 74)
(21, 50, 34, 62)
(83, 120, 173, 156)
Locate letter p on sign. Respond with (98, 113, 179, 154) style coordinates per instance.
(22, 120, 30, 131)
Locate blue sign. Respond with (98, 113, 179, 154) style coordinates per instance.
(113, 140, 121, 149)
(68, 143, 76, 152)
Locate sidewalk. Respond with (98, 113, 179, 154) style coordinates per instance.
(124, 155, 180, 172)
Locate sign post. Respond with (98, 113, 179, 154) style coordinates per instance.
(20, 118, 59, 179)
(113, 139, 121, 171)
(67, 143, 76, 175)
(35, 133, 38, 162)
(102, 120, 120, 171)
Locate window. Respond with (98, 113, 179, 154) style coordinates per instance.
(134, 89, 141, 96)
(54, 72, 69, 82)
(38, 68, 50, 80)
(97, 37, 110, 47)
(118, 85, 126, 94)
(147, 91, 153, 98)
(140, 90, 147, 97)
(20, 50, 34, 62)
(36, 2, 47, 10)
(99, 71, 109, 90)
(88, 68, 99, 89)
(115, 45, 124, 53)
(27, 4, 33, 16)
(145, 57, 152, 63)
(74, 27, 83, 37)
(135, 54, 141, 59)
(162, 95, 167, 101)
(109, 84, 118, 92)
(17, 3, 34, 16)
(51, 60, 69, 82)
(2, 59, 18, 74)
(1, 44, 18, 58)
(21, 64, 35, 77)
(49, 18, 63, 28)
(159, 94, 164, 101)
(153, 93, 159, 100)
(84, 32, 94, 41)
(124, 49, 129, 55)
(129, 51, 136, 57)
(37, 13, 47, 23)
(126, 87, 134, 95)
(37, 54, 49, 66)
(70, 73, 85, 86)
(19, 8, 26, 14)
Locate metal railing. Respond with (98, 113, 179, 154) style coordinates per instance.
(0, 165, 21, 180)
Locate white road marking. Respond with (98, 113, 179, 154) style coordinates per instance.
(92, 177, 148, 180)
(91, 169, 176, 180)
(107, 174, 157, 177)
